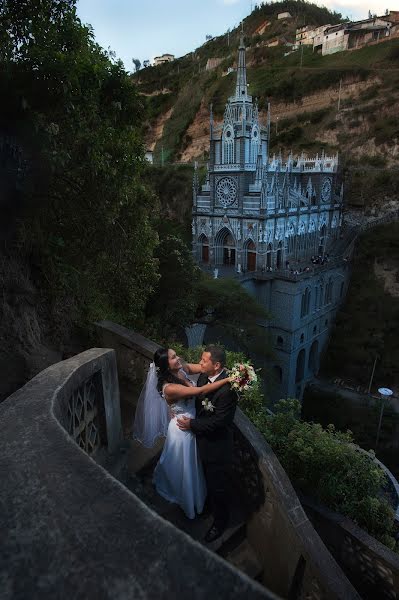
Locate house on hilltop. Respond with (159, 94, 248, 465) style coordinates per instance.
(153, 53, 174, 66)
(320, 16, 396, 55)
(296, 24, 332, 48)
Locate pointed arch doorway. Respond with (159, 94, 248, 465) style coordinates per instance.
(215, 227, 236, 267)
(245, 240, 256, 272)
(199, 234, 209, 263)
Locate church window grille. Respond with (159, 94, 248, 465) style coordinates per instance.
(66, 373, 105, 456)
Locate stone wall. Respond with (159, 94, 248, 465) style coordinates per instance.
(0, 347, 271, 600)
(96, 321, 360, 599)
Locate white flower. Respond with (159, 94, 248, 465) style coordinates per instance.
(202, 398, 215, 412)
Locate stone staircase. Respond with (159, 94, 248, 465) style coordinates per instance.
(124, 450, 264, 584)
(113, 380, 264, 585)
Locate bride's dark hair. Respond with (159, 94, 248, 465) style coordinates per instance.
(153, 347, 182, 393)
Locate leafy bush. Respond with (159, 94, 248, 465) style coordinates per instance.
(249, 398, 397, 550)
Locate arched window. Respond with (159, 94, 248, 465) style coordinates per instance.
(276, 241, 283, 269)
(250, 126, 259, 163)
(308, 340, 319, 375)
(277, 335, 284, 346)
(296, 349, 306, 383)
(300, 333, 304, 344)
(222, 127, 234, 164)
(301, 287, 311, 318)
(325, 277, 333, 304)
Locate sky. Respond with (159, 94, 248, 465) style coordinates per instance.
(76, 0, 392, 72)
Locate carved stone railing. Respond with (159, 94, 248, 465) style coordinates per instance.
(301, 495, 399, 600)
(96, 322, 360, 600)
(0, 347, 271, 599)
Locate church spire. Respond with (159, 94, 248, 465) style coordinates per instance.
(235, 33, 248, 101)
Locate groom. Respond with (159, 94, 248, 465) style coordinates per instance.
(177, 345, 237, 543)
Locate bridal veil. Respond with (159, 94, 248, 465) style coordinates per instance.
(133, 362, 170, 447)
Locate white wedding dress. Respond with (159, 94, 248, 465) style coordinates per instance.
(153, 389, 206, 519)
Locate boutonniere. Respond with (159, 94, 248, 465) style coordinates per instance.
(202, 398, 215, 412)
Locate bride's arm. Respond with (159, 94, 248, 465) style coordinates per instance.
(180, 360, 202, 375)
(163, 377, 232, 403)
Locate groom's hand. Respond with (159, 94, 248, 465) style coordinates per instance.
(176, 416, 191, 430)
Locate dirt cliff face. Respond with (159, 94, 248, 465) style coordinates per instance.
(145, 107, 173, 152)
(144, 75, 399, 170)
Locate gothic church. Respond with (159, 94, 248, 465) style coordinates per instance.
(192, 36, 349, 401)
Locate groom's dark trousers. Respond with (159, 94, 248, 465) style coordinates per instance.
(190, 371, 237, 529)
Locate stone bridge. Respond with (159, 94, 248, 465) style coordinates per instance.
(1, 321, 398, 599)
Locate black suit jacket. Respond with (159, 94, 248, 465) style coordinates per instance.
(190, 370, 237, 464)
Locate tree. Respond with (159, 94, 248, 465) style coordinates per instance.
(0, 0, 159, 330)
(144, 233, 198, 339)
(193, 275, 270, 357)
(132, 58, 141, 72)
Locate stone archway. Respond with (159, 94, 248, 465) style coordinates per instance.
(215, 227, 236, 267)
(295, 349, 306, 383)
(198, 234, 209, 263)
(308, 340, 319, 375)
(244, 239, 256, 272)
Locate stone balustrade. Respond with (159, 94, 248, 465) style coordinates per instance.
(301, 496, 399, 600)
(0, 347, 272, 599)
(96, 321, 361, 599)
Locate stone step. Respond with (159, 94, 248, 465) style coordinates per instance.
(224, 539, 263, 582)
(207, 520, 246, 553)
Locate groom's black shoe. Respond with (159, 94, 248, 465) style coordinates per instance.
(204, 522, 226, 543)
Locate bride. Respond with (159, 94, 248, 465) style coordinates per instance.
(133, 347, 231, 519)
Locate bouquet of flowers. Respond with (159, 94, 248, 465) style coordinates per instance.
(229, 362, 257, 393)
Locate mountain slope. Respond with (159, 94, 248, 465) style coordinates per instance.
(133, 1, 399, 207)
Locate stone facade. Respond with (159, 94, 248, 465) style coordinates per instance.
(192, 36, 350, 402)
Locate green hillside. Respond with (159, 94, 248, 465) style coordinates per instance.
(133, 1, 399, 206)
